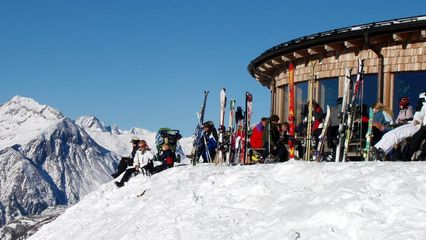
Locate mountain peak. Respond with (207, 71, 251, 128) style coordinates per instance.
(0, 96, 64, 150)
(75, 116, 108, 132)
(1, 95, 63, 120)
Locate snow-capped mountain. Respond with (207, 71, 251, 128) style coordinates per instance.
(75, 115, 193, 159)
(0, 96, 63, 150)
(28, 161, 426, 240)
(75, 115, 157, 156)
(0, 96, 118, 234)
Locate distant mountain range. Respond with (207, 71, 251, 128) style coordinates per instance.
(0, 96, 184, 240)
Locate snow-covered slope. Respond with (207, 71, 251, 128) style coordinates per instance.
(29, 161, 426, 240)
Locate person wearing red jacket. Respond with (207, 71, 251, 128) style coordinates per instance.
(250, 117, 268, 149)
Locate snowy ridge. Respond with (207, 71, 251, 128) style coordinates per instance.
(76, 115, 193, 158)
(0, 96, 63, 150)
(29, 161, 426, 240)
(75, 115, 158, 156)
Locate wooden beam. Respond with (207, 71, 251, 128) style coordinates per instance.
(293, 50, 308, 59)
(271, 59, 281, 66)
(258, 66, 266, 72)
(263, 63, 273, 69)
(308, 46, 323, 55)
(393, 32, 410, 42)
(344, 39, 363, 49)
(324, 42, 344, 52)
(281, 55, 293, 62)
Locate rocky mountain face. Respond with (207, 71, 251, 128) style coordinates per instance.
(0, 96, 118, 238)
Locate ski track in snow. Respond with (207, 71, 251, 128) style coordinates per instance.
(29, 161, 426, 240)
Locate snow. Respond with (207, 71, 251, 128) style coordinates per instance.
(76, 115, 194, 158)
(29, 161, 426, 240)
(0, 96, 63, 150)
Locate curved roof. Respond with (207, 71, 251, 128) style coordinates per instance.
(248, 15, 426, 80)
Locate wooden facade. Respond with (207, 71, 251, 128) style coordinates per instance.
(248, 16, 426, 123)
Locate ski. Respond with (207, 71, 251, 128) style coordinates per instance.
(342, 59, 364, 162)
(234, 106, 245, 165)
(335, 68, 351, 162)
(244, 92, 253, 164)
(288, 63, 296, 160)
(305, 60, 317, 161)
(313, 105, 331, 162)
(215, 88, 227, 165)
(192, 91, 209, 166)
(363, 107, 374, 161)
(225, 99, 236, 165)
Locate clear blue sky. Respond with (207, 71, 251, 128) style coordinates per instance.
(0, 1, 424, 135)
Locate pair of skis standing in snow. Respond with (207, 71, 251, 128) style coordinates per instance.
(191, 90, 253, 165)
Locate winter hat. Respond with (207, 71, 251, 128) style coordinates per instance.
(130, 137, 140, 144)
(203, 121, 214, 128)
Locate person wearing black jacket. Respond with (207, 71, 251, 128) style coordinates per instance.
(276, 122, 290, 162)
(111, 137, 139, 178)
(154, 143, 176, 173)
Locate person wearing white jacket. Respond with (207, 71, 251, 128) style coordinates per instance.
(372, 91, 426, 161)
(115, 140, 155, 187)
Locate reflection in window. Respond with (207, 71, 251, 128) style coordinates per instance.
(318, 78, 339, 109)
(394, 72, 426, 118)
(351, 74, 377, 108)
(295, 82, 308, 126)
(281, 85, 288, 123)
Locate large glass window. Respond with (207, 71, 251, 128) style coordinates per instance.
(351, 74, 377, 108)
(393, 72, 426, 118)
(281, 85, 288, 123)
(318, 78, 339, 109)
(295, 82, 308, 126)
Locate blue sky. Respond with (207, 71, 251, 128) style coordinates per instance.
(0, 1, 424, 135)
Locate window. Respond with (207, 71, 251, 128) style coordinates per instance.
(295, 82, 308, 125)
(351, 74, 377, 108)
(281, 85, 288, 123)
(393, 72, 426, 118)
(318, 78, 339, 109)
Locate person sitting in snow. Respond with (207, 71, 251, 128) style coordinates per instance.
(395, 97, 414, 126)
(111, 137, 139, 178)
(115, 140, 155, 187)
(154, 143, 175, 173)
(371, 91, 426, 161)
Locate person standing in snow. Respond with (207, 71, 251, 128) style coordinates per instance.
(111, 137, 139, 178)
(115, 140, 155, 187)
(372, 91, 426, 161)
(250, 117, 268, 149)
(199, 121, 218, 163)
(276, 122, 290, 162)
(395, 97, 414, 125)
